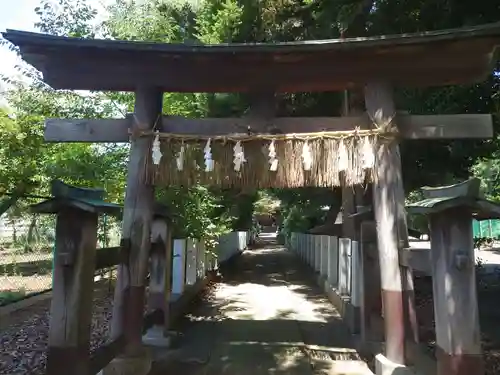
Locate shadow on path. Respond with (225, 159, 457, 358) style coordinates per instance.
(150, 238, 371, 375)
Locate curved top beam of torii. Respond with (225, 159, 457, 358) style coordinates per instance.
(3, 22, 500, 93)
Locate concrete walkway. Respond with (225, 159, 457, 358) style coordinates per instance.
(149, 236, 372, 375)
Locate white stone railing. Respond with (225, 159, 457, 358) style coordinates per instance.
(217, 231, 249, 263)
(171, 231, 249, 295)
(288, 233, 362, 310)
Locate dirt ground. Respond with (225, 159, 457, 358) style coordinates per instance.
(0, 280, 115, 375)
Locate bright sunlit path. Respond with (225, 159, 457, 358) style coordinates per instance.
(149, 237, 372, 375)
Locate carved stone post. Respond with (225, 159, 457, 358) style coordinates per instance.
(172, 239, 187, 296)
(350, 206, 381, 344)
(143, 205, 173, 347)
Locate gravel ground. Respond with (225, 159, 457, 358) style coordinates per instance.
(0, 281, 115, 375)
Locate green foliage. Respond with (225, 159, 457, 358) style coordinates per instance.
(232, 193, 257, 230)
(254, 190, 280, 216)
(104, 0, 195, 42)
(271, 187, 337, 238)
(472, 148, 500, 202)
(35, 0, 98, 37)
(0, 0, 129, 242)
(156, 185, 233, 250)
(0, 82, 128, 204)
(282, 205, 315, 233)
(101, 0, 256, 240)
(196, 0, 243, 43)
(3, 0, 500, 247)
(9, 210, 56, 254)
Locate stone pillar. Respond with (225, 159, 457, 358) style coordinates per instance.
(290, 232, 295, 253)
(302, 234, 307, 262)
(304, 234, 308, 265)
(429, 208, 483, 375)
(302, 234, 307, 265)
(351, 240, 362, 313)
(196, 240, 206, 279)
(205, 243, 213, 274)
(298, 233, 304, 261)
(185, 238, 197, 286)
(310, 235, 315, 268)
(172, 239, 186, 296)
(142, 217, 172, 347)
(314, 235, 321, 272)
(320, 235, 329, 277)
(338, 237, 351, 296)
(327, 236, 339, 288)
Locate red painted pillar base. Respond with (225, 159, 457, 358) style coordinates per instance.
(437, 346, 484, 375)
(381, 289, 405, 364)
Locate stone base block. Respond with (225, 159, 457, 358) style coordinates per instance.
(142, 325, 171, 347)
(100, 350, 152, 375)
(330, 360, 374, 375)
(375, 354, 415, 375)
(319, 275, 360, 334)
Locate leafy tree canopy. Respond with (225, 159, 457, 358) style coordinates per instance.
(1, 0, 499, 238)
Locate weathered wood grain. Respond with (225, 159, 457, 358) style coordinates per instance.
(44, 113, 493, 142)
(365, 81, 406, 365)
(109, 88, 162, 356)
(46, 208, 98, 375)
(360, 221, 382, 343)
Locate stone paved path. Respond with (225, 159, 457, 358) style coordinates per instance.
(149, 237, 372, 375)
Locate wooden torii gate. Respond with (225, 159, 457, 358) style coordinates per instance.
(4, 22, 500, 375)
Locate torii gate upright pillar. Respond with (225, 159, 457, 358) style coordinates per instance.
(105, 87, 163, 375)
(365, 82, 418, 374)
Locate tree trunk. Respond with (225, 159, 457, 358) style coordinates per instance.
(0, 193, 22, 217)
(26, 215, 37, 252)
(27, 215, 37, 242)
(11, 219, 17, 243)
